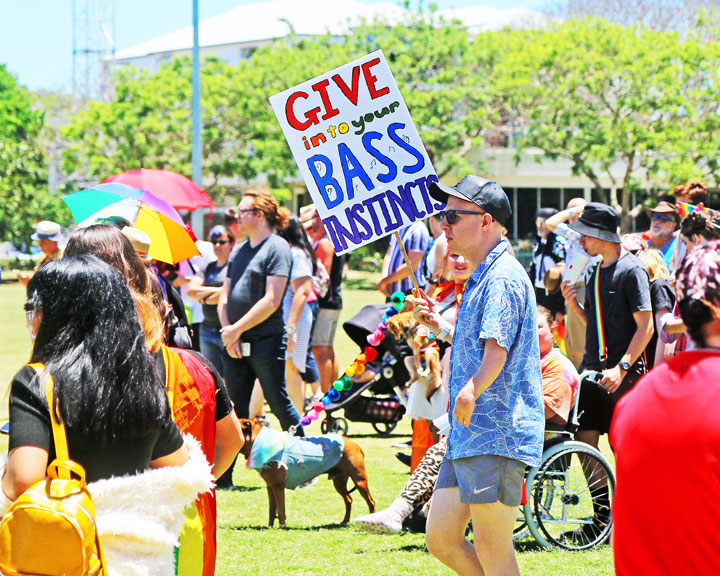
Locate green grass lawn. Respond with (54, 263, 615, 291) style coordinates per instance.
(0, 275, 614, 575)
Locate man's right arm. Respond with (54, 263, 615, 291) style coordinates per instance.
(454, 339, 508, 427)
(545, 208, 574, 233)
(561, 282, 587, 324)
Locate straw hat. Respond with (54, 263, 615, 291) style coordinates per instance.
(543, 266, 563, 295)
(122, 227, 152, 263)
(299, 204, 317, 229)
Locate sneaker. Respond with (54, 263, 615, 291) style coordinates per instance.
(353, 512, 403, 534)
(393, 440, 411, 449)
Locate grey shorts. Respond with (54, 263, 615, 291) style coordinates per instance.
(434, 454, 526, 506)
(312, 308, 341, 347)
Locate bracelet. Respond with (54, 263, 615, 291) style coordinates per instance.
(287, 326, 297, 335)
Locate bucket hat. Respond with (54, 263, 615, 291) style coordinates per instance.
(568, 203, 621, 243)
(31, 221, 63, 242)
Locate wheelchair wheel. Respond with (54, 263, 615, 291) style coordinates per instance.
(524, 441, 615, 551)
(371, 421, 398, 436)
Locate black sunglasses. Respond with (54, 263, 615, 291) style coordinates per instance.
(238, 208, 261, 215)
(211, 239, 230, 245)
(438, 209, 489, 225)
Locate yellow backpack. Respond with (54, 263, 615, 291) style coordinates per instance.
(0, 364, 108, 576)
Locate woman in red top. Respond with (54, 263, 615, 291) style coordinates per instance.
(611, 240, 720, 576)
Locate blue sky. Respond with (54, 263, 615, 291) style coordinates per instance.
(0, 0, 549, 93)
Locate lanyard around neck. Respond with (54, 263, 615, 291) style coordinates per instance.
(594, 262, 607, 366)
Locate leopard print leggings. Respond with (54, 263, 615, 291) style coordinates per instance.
(399, 439, 447, 509)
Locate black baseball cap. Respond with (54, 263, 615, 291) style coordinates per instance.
(568, 202, 621, 243)
(429, 175, 511, 226)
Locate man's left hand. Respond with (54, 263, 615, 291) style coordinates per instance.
(600, 365, 625, 393)
(453, 381, 476, 427)
(220, 323, 242, 347)
(375, 278, 390, 296)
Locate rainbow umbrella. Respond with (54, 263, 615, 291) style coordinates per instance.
(62, 182, 200, 264)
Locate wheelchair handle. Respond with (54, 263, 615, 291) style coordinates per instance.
(579, 370, 610, 394)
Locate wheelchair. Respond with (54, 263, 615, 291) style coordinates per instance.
(516, 370, 616, 551)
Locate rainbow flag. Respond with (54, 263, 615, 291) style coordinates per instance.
(676, 201, 717, 219)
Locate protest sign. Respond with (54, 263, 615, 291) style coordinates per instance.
(270, 50, 441, 255)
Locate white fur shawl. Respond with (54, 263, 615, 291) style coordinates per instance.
(0, 435, 214, 576)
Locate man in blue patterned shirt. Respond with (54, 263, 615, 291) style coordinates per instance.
(413, 175, 544, 576)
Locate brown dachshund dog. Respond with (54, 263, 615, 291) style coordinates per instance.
(238, 418, 375, 528)
(385, 312, 442, 400)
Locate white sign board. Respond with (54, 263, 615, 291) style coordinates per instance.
(270, 50, 441, 255)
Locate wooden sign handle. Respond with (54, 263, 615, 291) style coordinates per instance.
(394, 230, 420, 294)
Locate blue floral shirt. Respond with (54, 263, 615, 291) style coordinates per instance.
(447, 239, 544, 467)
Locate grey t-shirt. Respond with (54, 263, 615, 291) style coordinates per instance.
(226, 234, 292, 342)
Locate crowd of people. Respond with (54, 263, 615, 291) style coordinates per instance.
(2, 174, 719, 576)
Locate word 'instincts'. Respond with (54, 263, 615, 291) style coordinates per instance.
(322, 174, 443, 253)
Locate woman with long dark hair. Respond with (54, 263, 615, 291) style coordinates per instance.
(3, 255, 188, 496)
(278, 215, 318, 413)
(1, 256, 213, 573)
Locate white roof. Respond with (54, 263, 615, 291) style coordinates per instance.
(115, 0, 406, 60)
(115, 0, 549, 61)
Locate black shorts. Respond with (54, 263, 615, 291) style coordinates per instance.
(578, 366, 643, 435)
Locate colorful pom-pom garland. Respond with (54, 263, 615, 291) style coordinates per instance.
(299, 291, 406, 427)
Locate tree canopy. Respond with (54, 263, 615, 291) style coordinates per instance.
(502, 17, 720, 227)
(0, 66, 70, 248)
(20, 10, 720, 235)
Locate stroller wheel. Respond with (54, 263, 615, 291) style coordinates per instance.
(371, 421, 398, 436)
(322, 417, 349, 435)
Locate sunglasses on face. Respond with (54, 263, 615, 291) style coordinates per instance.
(237, 208, 260, 216)
(438, 209, 489, 225)
(211, 239, 230, 245)
(651, 214, 673, 223)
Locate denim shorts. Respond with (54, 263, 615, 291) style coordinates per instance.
(435, 454, 526, 506)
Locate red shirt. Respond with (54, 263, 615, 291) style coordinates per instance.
(611, 351, 720, 576)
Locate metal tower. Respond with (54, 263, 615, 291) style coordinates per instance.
(72, 0, 116, 102)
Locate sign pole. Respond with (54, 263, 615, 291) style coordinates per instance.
(394, 230, 421, 294)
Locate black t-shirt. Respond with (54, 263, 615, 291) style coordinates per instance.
(226, 234, 292, 341)
(153, 349, 233, 421)
(645, 278, 675, 369)
(201, 260, 230, 328)
(8, 366, 184, 483)
(583, 253, 652, 370)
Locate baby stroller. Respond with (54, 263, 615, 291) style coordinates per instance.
(320, 304, 409, 437)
